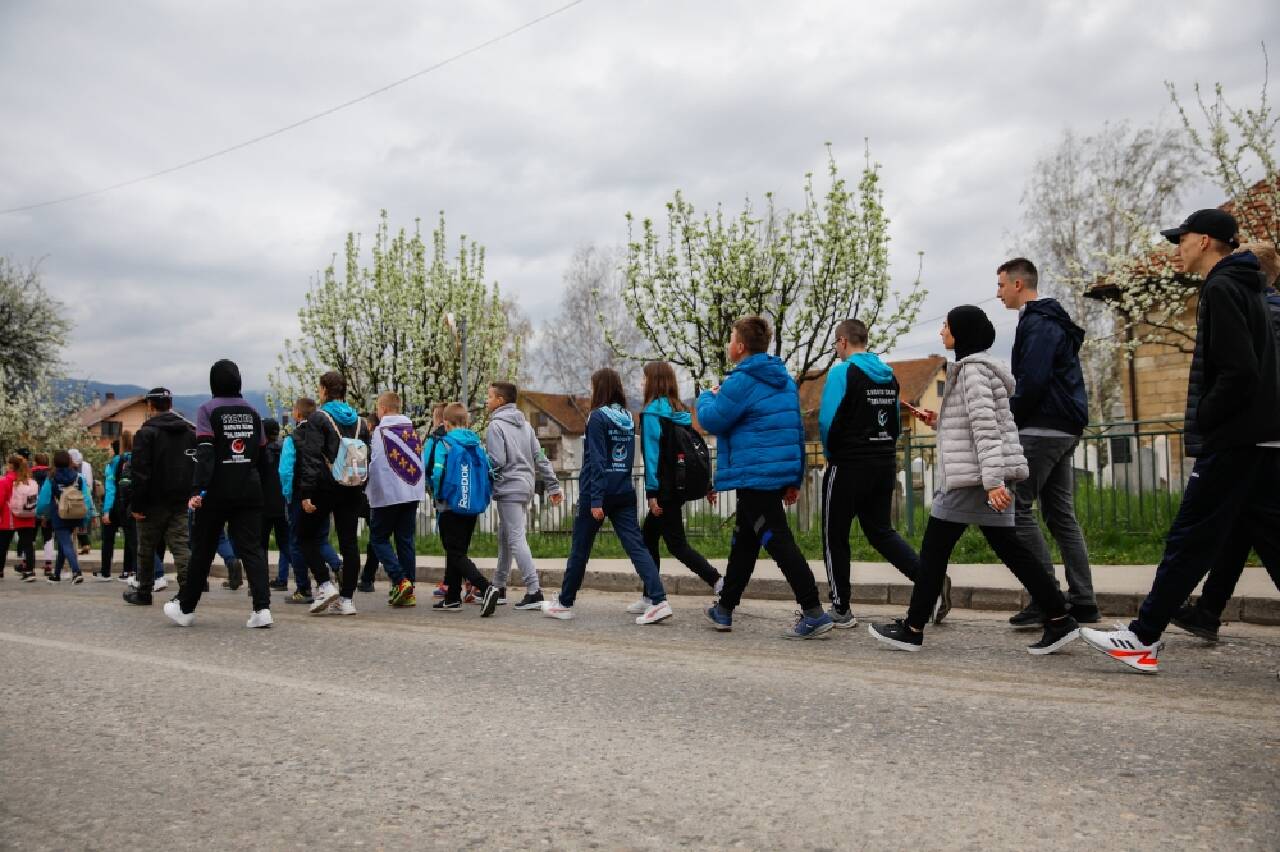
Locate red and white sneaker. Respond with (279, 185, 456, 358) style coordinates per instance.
(542, 597, 574, 620)
(635, 600, 673, 625)
(1081, 624, 1162, 674)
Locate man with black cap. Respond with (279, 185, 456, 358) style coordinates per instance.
(1082, 209, 1280, 673)
(124, 388, 195, 606)
(163, 359, 273, 628)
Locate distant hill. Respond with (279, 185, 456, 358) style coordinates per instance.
(55, 380, 277, 422)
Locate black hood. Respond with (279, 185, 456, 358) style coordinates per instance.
(1208, 251, 1265, 291)
(210, 359, 243, 397)
(146, 410, 194, 433)
(1024, 298, 1085, 352)
(947, 305, 996, 361)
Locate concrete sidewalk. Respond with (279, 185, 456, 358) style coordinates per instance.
(66, 552, 1280, 625)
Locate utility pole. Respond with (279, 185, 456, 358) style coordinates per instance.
(446, 312, 470, 411)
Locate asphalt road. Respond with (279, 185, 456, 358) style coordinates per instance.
(1, 580, 1277, 850)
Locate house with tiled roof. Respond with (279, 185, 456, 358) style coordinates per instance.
(516, 390, 592, 472)
(78, 393, 148, 450)
(1086, 178, 1279, 424)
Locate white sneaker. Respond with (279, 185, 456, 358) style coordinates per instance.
(542, 597, 574, 620)
(625, 597, 652, 614)
(332, 597, 357, 616)
(1080, 624, 1162, 674)
(153, 576, 169, 592)
(246, 609, 274, 628)
(635, 600, 673, 625)
(92, 573, 114, 582)
(127, 575, 139, 589)
(310, 582, 340, 615)
(713, 577, 724, 596)
(117, 574, 133, 584)
(163, 599, 194, 627)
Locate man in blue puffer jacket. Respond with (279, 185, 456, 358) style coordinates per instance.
(697, 316, 833, 639)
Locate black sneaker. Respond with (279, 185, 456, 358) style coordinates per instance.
(123, 590, 153, 606)
(479, 586, 500, 618)
(286, 591, 314, 605)
(513, 591, 544, 610)
(1008, 605, 1044, 630)
(1069, 604, 1102, 624)
(46, 575, 61, 584)
(1171, 605, 1220, 642)
(868, 619, 923, 652)
(357, 581, 375, 594)
(495, 587, 507, 605)
(933, 575, 953, 625)
(432, 599, 462, 611)
(1027, 615, 1080, 655)
(268, 580, 289, 591)
(71, 573, 84, 585)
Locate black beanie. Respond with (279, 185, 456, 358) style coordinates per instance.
(210, 359, 243, 397)
(946, 305, 996, 361)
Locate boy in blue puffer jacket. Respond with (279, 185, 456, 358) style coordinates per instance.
(697, 316, 833, 639)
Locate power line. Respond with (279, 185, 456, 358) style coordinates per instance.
(0, 0, 589, 216)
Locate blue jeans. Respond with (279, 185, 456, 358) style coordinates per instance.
(288, 500, 341, 592)
(53, 527, 82, 578)
(560, 493, 665, 607)
(369, 501, 418, 584)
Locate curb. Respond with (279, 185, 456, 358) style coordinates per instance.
(44, 556, 1280, 626)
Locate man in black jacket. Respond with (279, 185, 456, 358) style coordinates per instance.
(996, 257, 1100, 626)
(124, 388, 195, 606)
(164, 360, 273, 628)
(1082, 209, 1280, 673)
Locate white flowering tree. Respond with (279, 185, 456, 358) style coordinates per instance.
(271, 211, 525, 419)
(0, 369, 93, 457)
(612, 145, 925, 391)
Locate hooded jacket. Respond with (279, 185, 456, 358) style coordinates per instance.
(936, 353, 1029, 492)
(696, 353, 805, 492)
(423, 427, 490, 510)
(36, 466, 96, 530)
(296, 400, 369, 500)
(818, 352, 900, 463)
(580, 405, 637, 508)
(485, 403, 561, 503)
(1184, 251, 1280, 456)
(131, 410, 196, 513)
(366, 413, 426, 508)
(640, 397, 694, 498)
(192, 359, 266, 506)
(1009, 298, 1089, 434)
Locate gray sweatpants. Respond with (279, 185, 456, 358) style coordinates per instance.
(1013, 434, 1096, 609)
(492, 500, 540, 593)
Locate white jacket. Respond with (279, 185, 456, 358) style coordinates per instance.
(366, 414, 427, 508)
(936, 353, 1029, 492)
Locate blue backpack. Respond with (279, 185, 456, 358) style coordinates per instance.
(438, 435, 492, 516)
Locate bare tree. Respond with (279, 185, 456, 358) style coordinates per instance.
(530, 245, 648, 395)
(1016, 121, 1198, 419)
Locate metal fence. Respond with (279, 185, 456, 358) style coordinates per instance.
(415, 420, 1188, 539)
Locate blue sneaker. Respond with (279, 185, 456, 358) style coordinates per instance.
(704, 604, 732, 632)
(782, 610, 834, 640)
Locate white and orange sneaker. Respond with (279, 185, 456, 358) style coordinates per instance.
(635, 600, 673, 625)
(542, 597, 574, 620)
(1081, 624, 1162, 674)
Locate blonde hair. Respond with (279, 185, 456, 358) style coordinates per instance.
(376, 391, 402, 414)
(1240, 241, 1279, 287)
(441, 403, 470, 427)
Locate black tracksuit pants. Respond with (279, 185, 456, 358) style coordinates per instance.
(821, 459, 921, 611)
(642, 500, 721, 589)
(298, 486, 364, 600)
(717, 489, 821, 612)
(439, 511, 490, 602)
(179, 501, 270, 614)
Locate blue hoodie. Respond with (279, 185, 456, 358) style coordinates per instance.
(696, 353, 805, 492)
(640, 397, 693, 497)
(423, 427, 489, 507)
(818, 352, 900, 462)
(321, 400, 360, 428)
(36, 466, 96, 530)
(580, 405, 637, 508)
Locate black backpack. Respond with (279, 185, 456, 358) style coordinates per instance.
(114, 453, 134, 520)
(657, 417, 712, 503)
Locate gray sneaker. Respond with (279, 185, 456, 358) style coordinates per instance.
(828, 607, 858, 629)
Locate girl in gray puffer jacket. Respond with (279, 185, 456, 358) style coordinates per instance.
(869, 306, 1079, 656)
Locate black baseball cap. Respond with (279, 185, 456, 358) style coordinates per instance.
(144, 387, 173, 401)
(1161, 209, 1240, 248)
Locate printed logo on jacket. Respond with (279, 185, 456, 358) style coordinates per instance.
(382, 424, 425, 486)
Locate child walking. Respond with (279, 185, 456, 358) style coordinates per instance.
(367, 391, 425, 608)
(2, 454, 40, 580)
(636, 360, 722, 614)
(35, 449, 95, 584)
(543, 368, 673, 625)
(868, 306, 1080, 655)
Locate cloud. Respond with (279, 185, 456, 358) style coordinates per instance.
(1, 0, 1275, 391)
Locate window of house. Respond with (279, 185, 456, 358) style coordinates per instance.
(537, 413, 549, 428)
(542, 440, 558, 460)
(100, 420, 122, 438)
(936, 380, 945, 397)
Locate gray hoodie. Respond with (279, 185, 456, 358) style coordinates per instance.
(485, 403, 563, 503)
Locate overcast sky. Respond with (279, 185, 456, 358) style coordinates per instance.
(1, 0, 1274, 393)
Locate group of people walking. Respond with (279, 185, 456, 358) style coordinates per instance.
(4, 206, 1278, 676)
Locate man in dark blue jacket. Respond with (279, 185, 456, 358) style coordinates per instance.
(997, 257, 1100, 627)
(697, 316, 833, 639)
